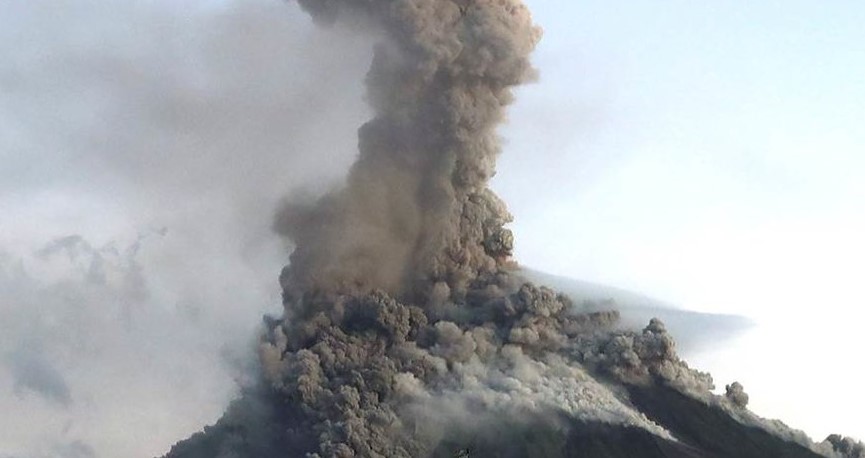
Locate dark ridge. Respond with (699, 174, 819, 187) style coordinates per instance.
(564, 423, 709, 458)
(163, 398, 705, 458)
(164, 384, 827, 458)
(429, 417, 711, 458)
(627, 384, 823, 458)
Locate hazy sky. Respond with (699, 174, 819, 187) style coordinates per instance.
(504, 0, 865, 441)
(1, 0, 863, 456)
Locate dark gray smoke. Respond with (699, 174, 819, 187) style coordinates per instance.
(256, 1, 696, 456)
(273, 0, 539, 299)
(724, 381, 749, 409)
(166, 1, 856, 457)
(826, 435, 865, 458)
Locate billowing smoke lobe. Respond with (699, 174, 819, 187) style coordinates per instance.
(166, 1, 859, 457)
(272, 0, 537, 298)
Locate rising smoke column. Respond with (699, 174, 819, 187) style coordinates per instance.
(274, 0, 539, 300)
(266, 2, 553, 455)
(164, 1, 853, 457)
(258, 1, 700, 456)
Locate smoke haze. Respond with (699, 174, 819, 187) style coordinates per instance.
(0, 1, 374, 455)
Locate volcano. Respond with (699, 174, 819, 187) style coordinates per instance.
(163, 1, 861, 457)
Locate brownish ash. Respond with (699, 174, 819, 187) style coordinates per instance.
(165, 1, 863, 457)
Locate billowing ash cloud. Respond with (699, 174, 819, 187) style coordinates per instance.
(274, 0, 540, 299)
(166, 1, 702, 456)
(165, 1, 856, 458)
(826, 435, 865, 458)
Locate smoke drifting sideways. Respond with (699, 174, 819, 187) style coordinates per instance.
(165, 1, 858, 458)
(0, 1, 376, 457)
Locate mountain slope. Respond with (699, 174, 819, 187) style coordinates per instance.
(164, 382, 827, 458)
(163, 274, 834, 458)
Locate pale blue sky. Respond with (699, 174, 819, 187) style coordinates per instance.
(505, 0, 865, 291)
(498, 0, 865, 441)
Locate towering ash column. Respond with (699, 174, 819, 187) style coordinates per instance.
(275, 0, 541, 300)
(165, 2, 853, 457)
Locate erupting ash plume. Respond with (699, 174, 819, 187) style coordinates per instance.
(273, 0, 538, 298)
(165, 1, 858, 457)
